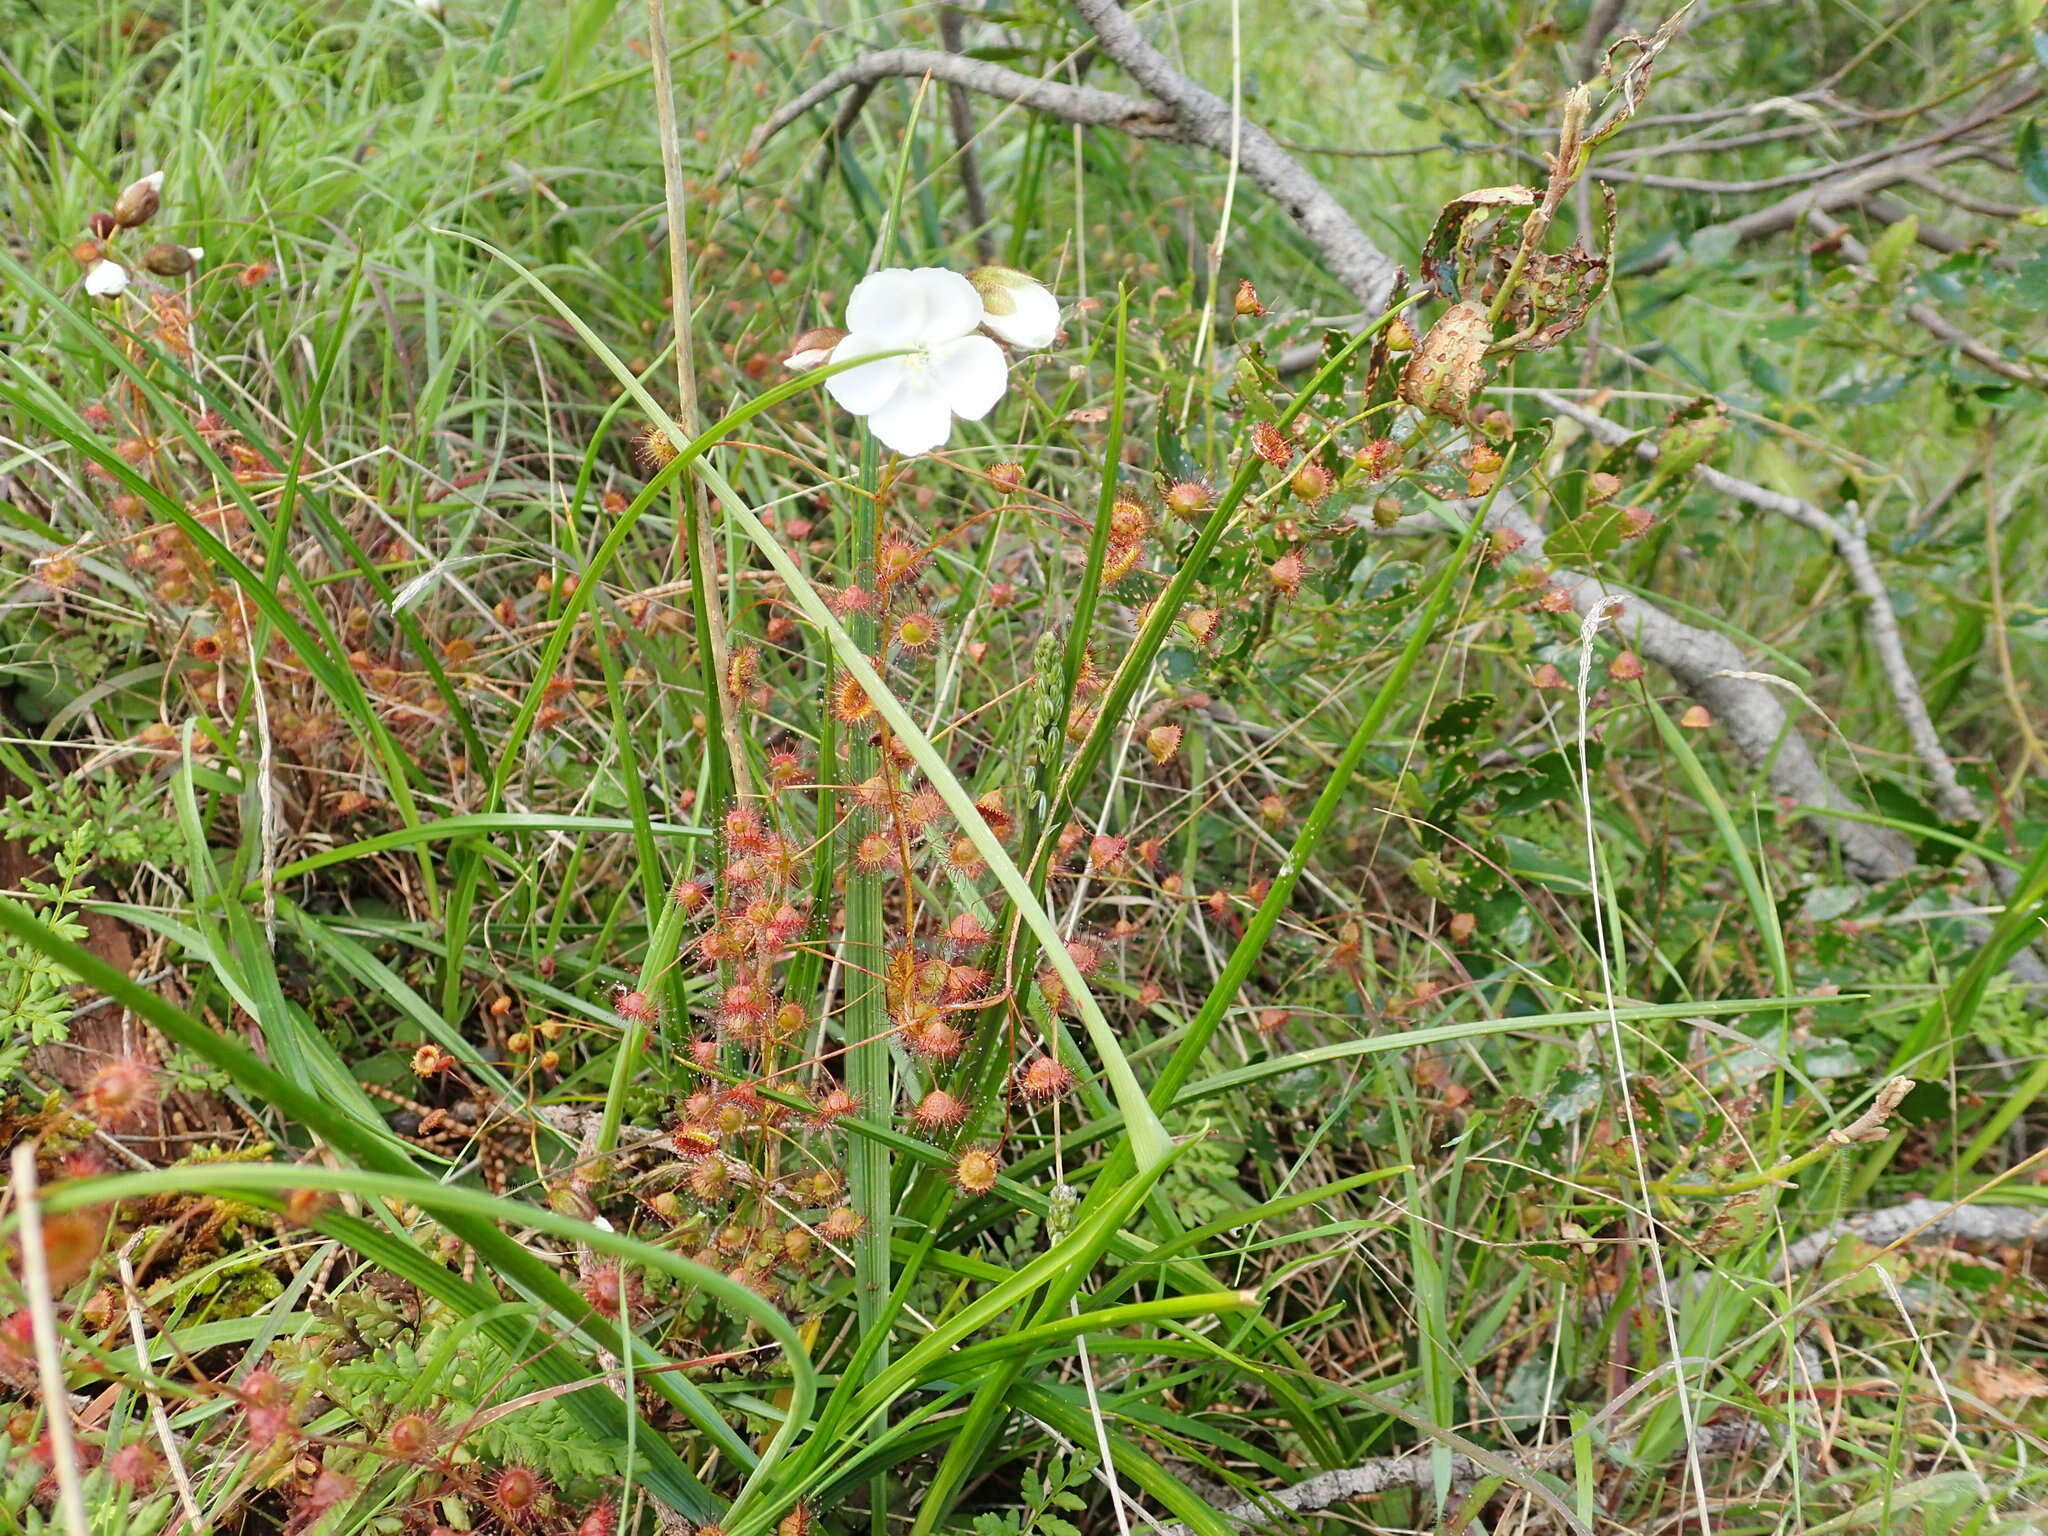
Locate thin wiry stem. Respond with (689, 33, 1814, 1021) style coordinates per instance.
(649, 0, 751, 801)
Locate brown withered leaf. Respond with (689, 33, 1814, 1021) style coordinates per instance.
(1960, 1358, 2048, 1407)
(1398, 301, 1492, 423)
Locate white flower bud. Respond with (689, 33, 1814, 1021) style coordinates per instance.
(967, 266, 1060, 350)
(83, 260, 130, 298)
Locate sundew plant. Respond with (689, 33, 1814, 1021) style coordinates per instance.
(3, 2, 2047, 1535)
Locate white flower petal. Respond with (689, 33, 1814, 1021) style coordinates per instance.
(844, 269, 934, 347)
(866, 377, 958, 457)
(976, 276, 1060, 350)
(83, 260, 129, 297)
(844, 266, 985, 346)
(929, 335, 1007, 421)
(907, 267, 985, 342)
(824, 334, 907, 417)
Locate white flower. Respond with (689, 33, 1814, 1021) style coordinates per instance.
(414, 0, 446, 17)
(825, 268, 1007, 457)
(968, 266, 1060, 350)
(83, 259, 129, 298)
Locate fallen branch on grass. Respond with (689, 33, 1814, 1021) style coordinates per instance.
(1155, 1423, 1757, 1536)
(1160, 1197, 2045, 1534)
(1476, 487, 1915, 881)
(1531, 388, 1984, 824)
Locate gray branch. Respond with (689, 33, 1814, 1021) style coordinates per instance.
(1776, 1197, 2048, 1278)
(1156, 1423, 1756, 1536)
(1477, 488, 1915, 883)
(1161, 1199, 2044, 1534)
(1070, 0, 1402, 312)
(740, 48, 1180, 170)
(1533, 389, 1982, 826)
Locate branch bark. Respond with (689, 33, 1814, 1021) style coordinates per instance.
(1069, 0, 1402, 311)
(1476, 489, 1914, 882)
(1532, 389, 1983, 825)
(739, 48, 1180, 171)
(1161, 1195, 2048, 1534)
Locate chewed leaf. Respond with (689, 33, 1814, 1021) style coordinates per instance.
(1421, 185, 1538, 300)
(1398, 300, 1492, 422)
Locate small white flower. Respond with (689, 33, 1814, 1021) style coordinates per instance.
(968, 266, 1060, 350)
(825, 267, 1007, 457)
(415, 0, 446, 17)
(83, 259, 129, 298)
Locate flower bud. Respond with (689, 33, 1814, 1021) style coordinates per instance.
(88, 211, 117, 240)
(83, 260, 130, 298)
(142, 243, 201, 277)
(1233, 278, 1266, 317)
(784, 326, 845, 370)
(112, 171, 164, 229)
(968, 266, 1060, 349)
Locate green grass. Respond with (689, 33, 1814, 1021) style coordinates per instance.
(2, 1, 2046, 1534)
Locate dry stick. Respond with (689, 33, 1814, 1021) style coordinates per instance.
(740, 48, 1181, 169)
(1532, 388, 1983, 824)
(937, 7, 996, 265)
(1625, 144, 1993, 276)
(1070, 0, 1401, 312)
(1163, 1195, 2048, 1535)
(1153, 1424, 1758, 1536)
(649, 0, 751, 798)
(1545, 80, 2035, 198)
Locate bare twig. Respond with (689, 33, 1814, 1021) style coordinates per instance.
(1627, 144, 1991, 271)
(1070, 0, 1401, 310)
(1156, 1423, 1757, 1536)
(739, 48, 1180, 171)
